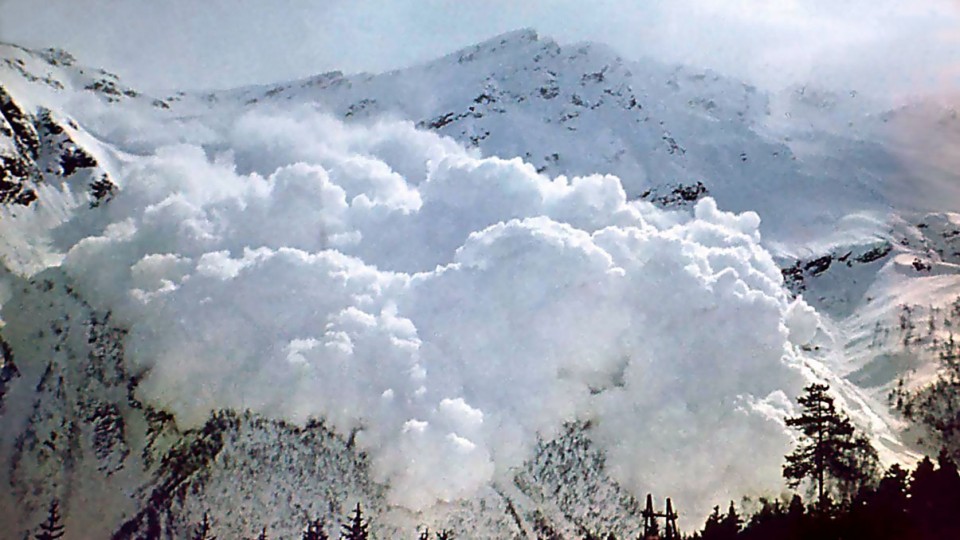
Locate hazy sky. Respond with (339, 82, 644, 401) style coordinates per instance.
(2, 0, 959, 96)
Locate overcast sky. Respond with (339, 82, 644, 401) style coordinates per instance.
(2, 0, 959, 96)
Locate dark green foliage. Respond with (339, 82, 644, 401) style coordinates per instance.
(340, 503, 369, 540)
(783, 383, 878, 508)
(706, 452, 960, 540)
(35, 500, 65, 540)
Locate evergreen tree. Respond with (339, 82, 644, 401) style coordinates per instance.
(417, 529, 453, 540)
(904, 453, 960, 539)
(898, 330, 960, 458)
(257, 526, 269, 540)
(191, 512, 215, 540)
(908, 455, 937, 538)
(303, 518, 329, 540)
(35, 499, 65, 540)
(847, 463, 911, 540)
(340, 503, 369, 540)
(700, 502, 740, 540)
(783, 383, 878, 509)
(722, 502, 742, 534)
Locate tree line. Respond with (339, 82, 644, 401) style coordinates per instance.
(31, 384, 960, 539)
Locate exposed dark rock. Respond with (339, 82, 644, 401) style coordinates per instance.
(89, 174, 116, 207)
(639, 181, 708, 208)
(0, 332, 20, 411)
(539, 84, 560, 100)
(855, 244, 892, 264)
(912, 257, 932, 272)
(804, 255, 834, 276)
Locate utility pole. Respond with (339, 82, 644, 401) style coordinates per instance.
(640, 494, 679, 540)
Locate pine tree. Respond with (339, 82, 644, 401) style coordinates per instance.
(35, 499, 65, 540)
(340, 503, 369, 540)
(848, 463, 911, 540)
(257, 526, 269, 540)
(701, 502, 740, 540)
(303, 518, 329, 540)
(927, 450, 960, 538)
(783, 383, 878, 509)
(722, 501, 742, 535)
(191, 512, 215, 540)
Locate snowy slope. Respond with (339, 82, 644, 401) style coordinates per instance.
(1, 29, 958, 539)
(202, 29, 898, 246)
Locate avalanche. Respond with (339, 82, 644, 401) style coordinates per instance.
(55, 103, 821, 515)
(1, 29, 946, 537)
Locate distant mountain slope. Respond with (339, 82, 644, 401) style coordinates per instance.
(205, 29, 895, 245)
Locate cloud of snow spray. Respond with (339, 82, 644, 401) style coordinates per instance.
(59, 105, 821, 518)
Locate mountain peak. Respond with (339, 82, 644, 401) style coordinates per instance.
(442, 27, 550, 65)
(475, 27, 540, 47)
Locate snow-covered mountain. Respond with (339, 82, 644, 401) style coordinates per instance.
(1, 29, 958, 539)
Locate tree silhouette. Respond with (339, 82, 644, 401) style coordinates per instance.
(418, 530, 453, 540)
(340, 503, 369, 540)
(846, 463, 911, 540)
(35, 499, 65, 540)
(700, 502, 740, 540)
(910, 450, 960, 539)
(191, 512, 215, 540)
(303, 518, 329, 540)
(783, 383, 878, 509)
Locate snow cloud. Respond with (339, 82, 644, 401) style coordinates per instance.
(44, 104, 824, 516)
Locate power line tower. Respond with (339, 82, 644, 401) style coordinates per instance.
(640, 494, 680, 540)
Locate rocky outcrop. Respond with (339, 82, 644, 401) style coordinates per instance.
(0, 85, 115, 209)
(0, 85, 41, 205)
